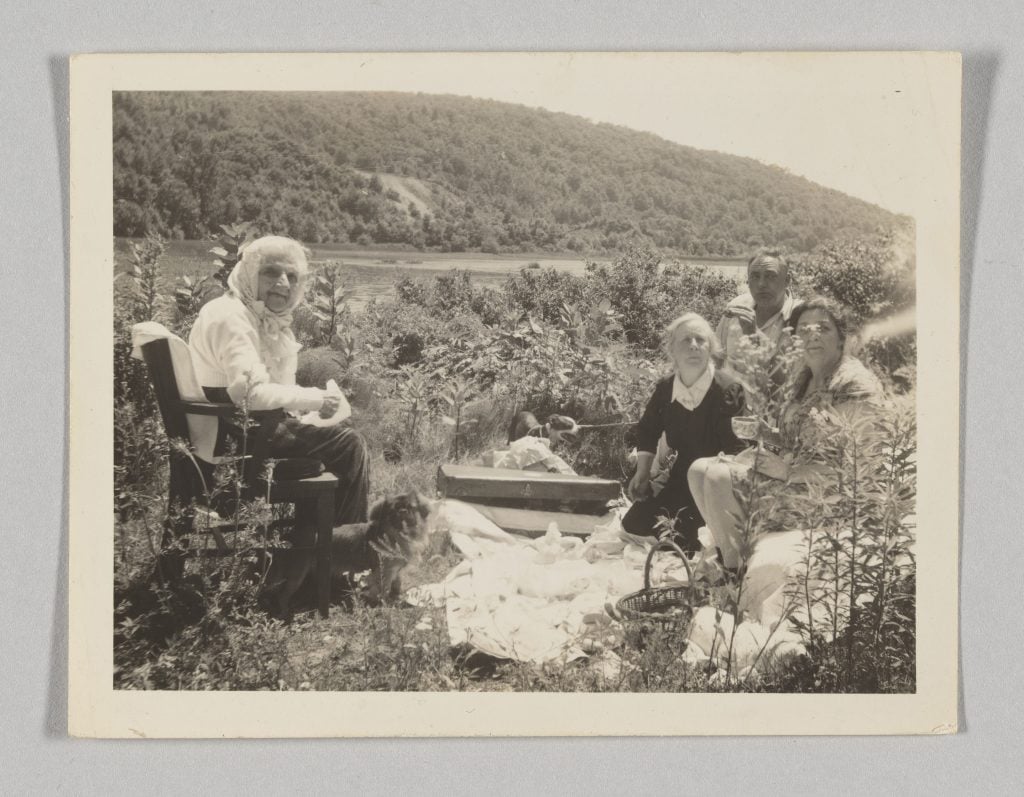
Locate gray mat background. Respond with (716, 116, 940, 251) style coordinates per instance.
(2, 1, 1021, 792)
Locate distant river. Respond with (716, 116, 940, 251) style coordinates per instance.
(117, 239, 748, 311)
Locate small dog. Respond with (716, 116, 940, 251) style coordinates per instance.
(508, 411, 580, 445)
(264, 490, 434, 618)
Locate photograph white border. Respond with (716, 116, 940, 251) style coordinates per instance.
(68, 51, 960, 737)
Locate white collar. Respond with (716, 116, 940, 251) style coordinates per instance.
(672, 363, 715, 410)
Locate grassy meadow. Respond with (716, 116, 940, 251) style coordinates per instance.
(113, 230, 916, 693)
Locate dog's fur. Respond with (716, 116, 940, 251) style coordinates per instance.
(508, 411, 580, 445)
(264, 491, 434, 618)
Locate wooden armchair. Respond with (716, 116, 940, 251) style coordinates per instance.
(134, 326, 337, 618)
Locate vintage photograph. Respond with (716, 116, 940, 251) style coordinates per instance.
(70, 52, 960, 735)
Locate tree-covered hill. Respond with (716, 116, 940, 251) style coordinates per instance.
(113, 91, 904, 255)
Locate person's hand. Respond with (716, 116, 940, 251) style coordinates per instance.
(726, 304, 756, 325)
(319, 393, 342, 419)
(628, 472, 652, 501)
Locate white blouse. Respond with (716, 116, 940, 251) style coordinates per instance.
(188, 295, 325, 413)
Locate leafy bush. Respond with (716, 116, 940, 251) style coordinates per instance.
(503, 267, 588, 324)
(393, 269, 507, 326)
(114, 234, 168, 408)
(782, 398, 917, 692)
(794, 227, 916, 384)
(114, 234, 170, 519)
(304, 261, 355, 348)
(584, 248, 741, 350)
(358, 298, 491, 371)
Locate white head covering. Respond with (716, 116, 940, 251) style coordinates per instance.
(226, 236, 309, 383)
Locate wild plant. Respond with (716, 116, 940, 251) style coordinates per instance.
(114, 233, 169, 519)
(116, 375, 287, 687)
(207, 222, 255, 290)
(439, 376, 477, 460)
(558, 297, 623, 346)
(725, 325, 806, 426)
(503, 266, 588, 324)
(307, 261, 354, 347)
(396, 365, 432, 443)
(584, 248, 741, 349)
(114, 233, 168, 371)
(117, 234, 168, 321)
(684, 333, 806, 685)
(782, 398, 917, 692)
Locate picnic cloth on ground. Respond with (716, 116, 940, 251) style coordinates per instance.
(407, 501, 826, 674)
(684, 520, 914, 676)
(409, 501, 816, 671)
(682, 606, 806, 677)
(406, 500, 692, 664)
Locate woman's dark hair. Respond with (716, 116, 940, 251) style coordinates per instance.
(788, 296, 852, 349)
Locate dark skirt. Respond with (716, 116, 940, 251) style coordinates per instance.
(621, 468, 702, 552)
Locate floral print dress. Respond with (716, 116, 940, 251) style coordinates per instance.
(754, 356, 886, 531)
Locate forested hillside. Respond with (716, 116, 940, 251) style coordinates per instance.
(113, 91, 904, 255)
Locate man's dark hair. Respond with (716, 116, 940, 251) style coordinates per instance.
(747, 247, 789, 273)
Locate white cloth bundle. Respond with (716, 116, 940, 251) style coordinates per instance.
(297, 379, 351, 426)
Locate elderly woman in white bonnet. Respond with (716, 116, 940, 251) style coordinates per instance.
(189, 235, 369, 526)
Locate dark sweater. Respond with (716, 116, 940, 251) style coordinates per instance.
(635, 371, 746, 482)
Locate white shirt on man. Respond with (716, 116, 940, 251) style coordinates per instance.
(715, 290, 797, 362)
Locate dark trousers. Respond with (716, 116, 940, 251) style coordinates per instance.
(268, 419, 370, 526)
(621, 473, 702, 552)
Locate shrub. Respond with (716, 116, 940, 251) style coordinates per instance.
(114, 233, 170, 519)
(782, 398, 917, 692)
(304, 261, 354, 348)
(393, 269, 505, 326)
(793, 227, 916, 383)
(584, 248, 741, 352)
(659, 263, 743, 329)
(114, 234, 169, 408)
(502, 266, 588, 324)
(584, 247, 669, 349)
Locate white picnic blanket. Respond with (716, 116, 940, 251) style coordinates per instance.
(408, 500, 818, 673)
(407, 500, 693, 664)
(409, 499, 914, 676)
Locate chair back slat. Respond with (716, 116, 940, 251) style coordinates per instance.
(141, 337, 192, 444)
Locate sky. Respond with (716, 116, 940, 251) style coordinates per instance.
(300, 51, 960, 219)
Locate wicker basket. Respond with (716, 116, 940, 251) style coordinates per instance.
(616, 538, 697, 632)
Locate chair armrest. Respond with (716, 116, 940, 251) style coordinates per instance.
(177, 400, 283, 423)
(177, 399, 236, 417)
